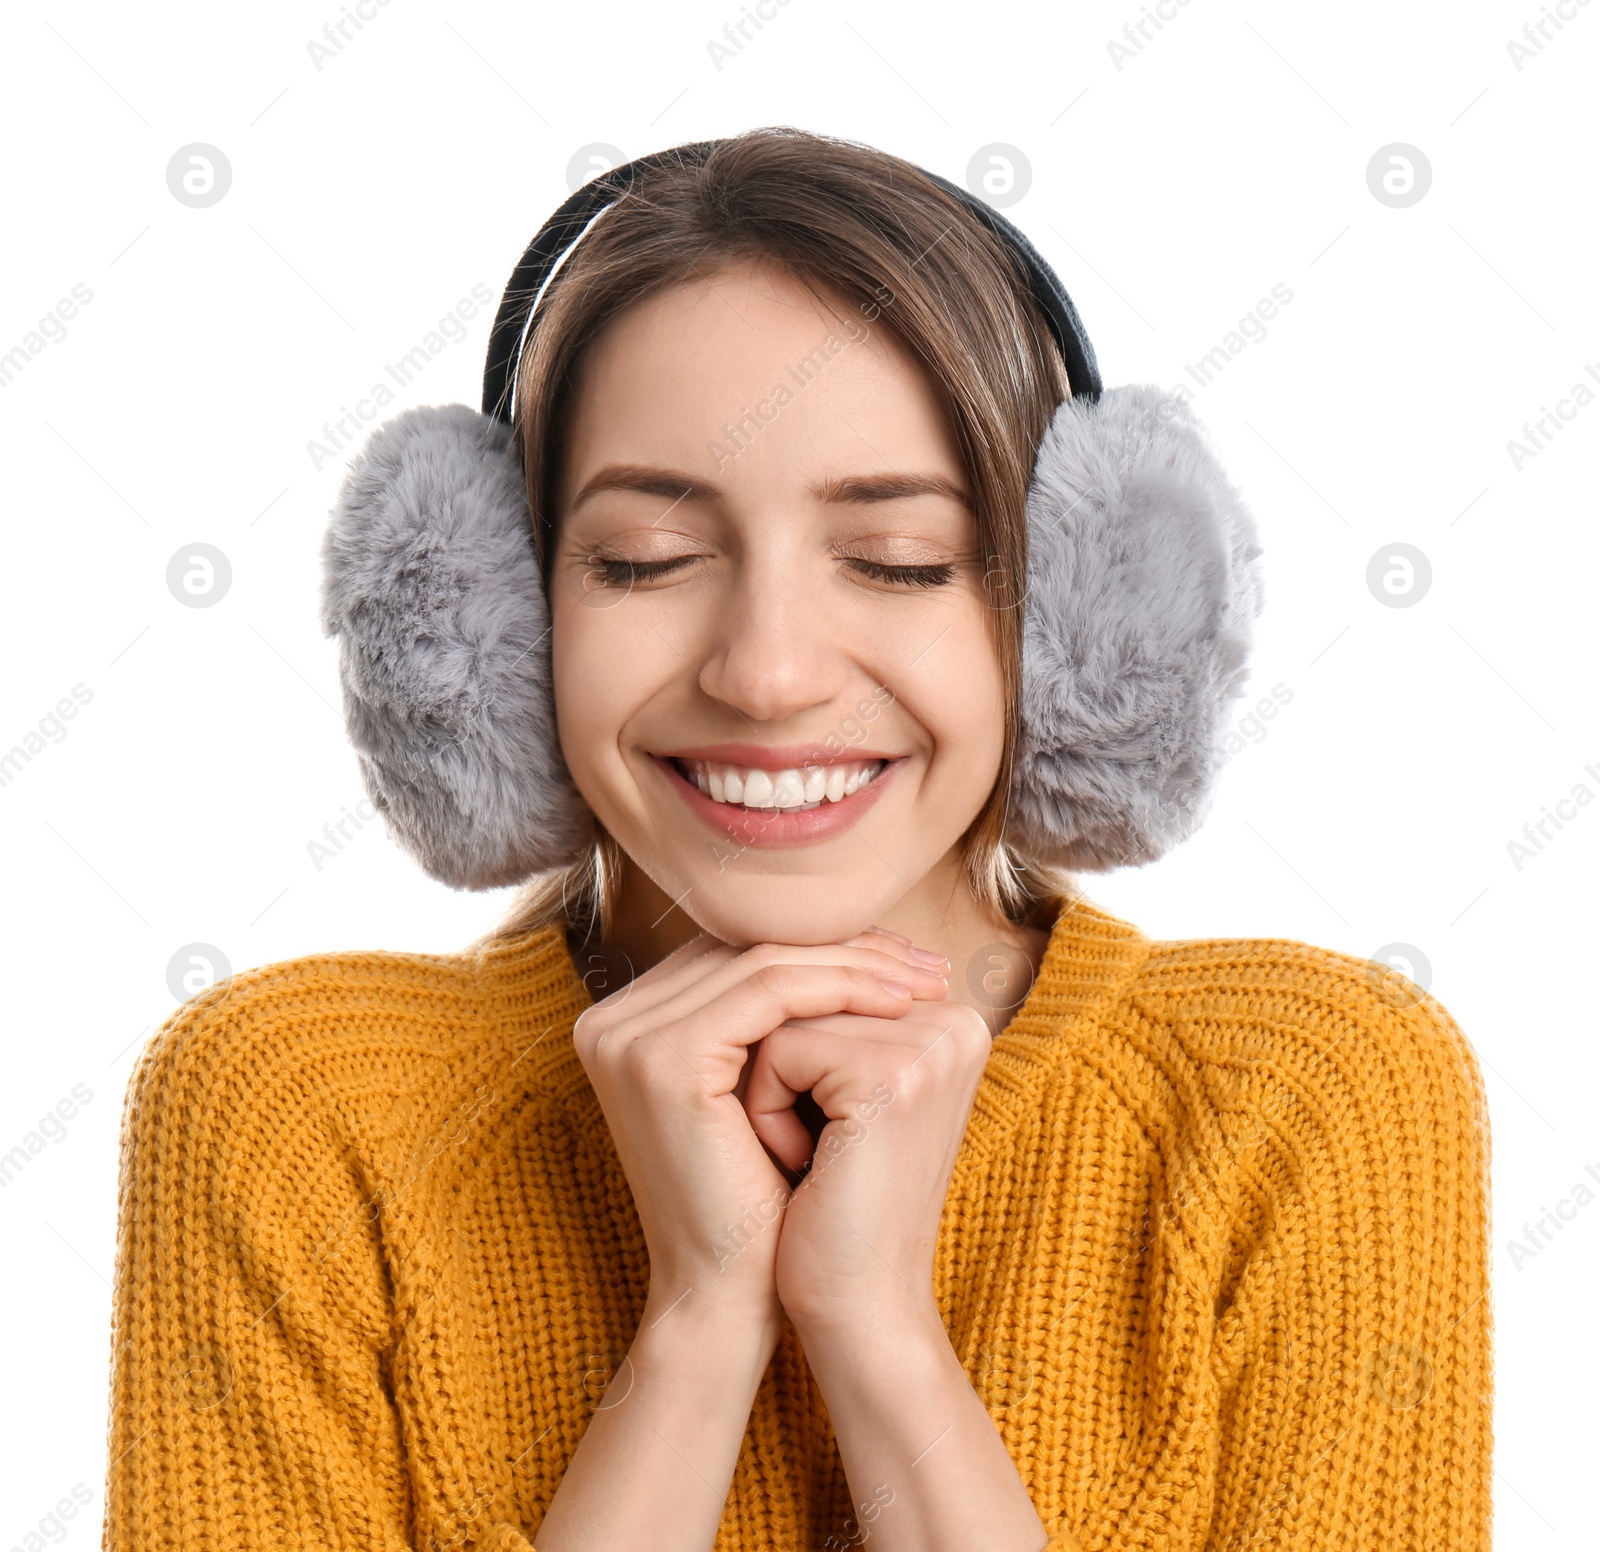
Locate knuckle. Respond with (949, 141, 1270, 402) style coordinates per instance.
(743, 942, 795, 978)
(622, 1030, 665, 1077)
(848, 964, 894, 998)
(885, 1061, 926, 1105)
(748, 960, 796, 998)
(954, 1006, 993, 1050)
(571, 1006, 604, 1056)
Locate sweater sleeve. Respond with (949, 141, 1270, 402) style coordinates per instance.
(1071, 966, 1493, 1551)
(1173, 978, 1491, 1549)
(102, 987, 541, 1552)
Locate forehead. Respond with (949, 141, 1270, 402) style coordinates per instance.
(558, 259, 966, 499)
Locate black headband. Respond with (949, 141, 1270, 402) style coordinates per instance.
(479, 139, 1103, 426)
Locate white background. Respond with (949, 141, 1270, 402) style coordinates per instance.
(1, 0, 1594, 1543)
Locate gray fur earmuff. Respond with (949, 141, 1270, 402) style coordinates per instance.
(319, 383, 1262, 890)
(318, 403, 592, 889)
(1006, 384, 1264, 869)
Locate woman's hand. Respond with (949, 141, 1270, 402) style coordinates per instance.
(736, 942, 1049, 1552)
(543, 931, 946, 1552)
(570, 926, 952, 1330)
(738, 942, 992, 1334)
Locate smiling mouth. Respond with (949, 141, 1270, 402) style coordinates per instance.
(668, 755, 887, 812)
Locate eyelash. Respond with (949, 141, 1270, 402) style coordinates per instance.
(582, 556, 956, 589)
(850, 558, 956, 588)
(581, 557, 692, 590)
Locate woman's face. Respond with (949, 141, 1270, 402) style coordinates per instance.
(549, 257, 1008, 947)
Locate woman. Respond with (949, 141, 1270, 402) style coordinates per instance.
(104, 129, 1492, 1550)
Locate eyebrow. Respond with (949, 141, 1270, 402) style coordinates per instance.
(568, 464, 975, 516)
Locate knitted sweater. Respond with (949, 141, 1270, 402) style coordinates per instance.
(103, 894, 1492, 1550)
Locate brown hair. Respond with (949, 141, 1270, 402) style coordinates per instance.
(477, 126, 1074, 949)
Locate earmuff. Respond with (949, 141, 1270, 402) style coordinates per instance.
(319, 140, 1264, 892)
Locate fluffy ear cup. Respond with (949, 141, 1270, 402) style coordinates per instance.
(319, 403, 595, 890)
(1005, 383, 1265, 870)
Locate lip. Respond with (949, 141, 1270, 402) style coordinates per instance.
(658, 742, 901, 772)
(651, 752, 905, 849)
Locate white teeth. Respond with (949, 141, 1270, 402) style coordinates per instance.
(679, 757, 887, 809)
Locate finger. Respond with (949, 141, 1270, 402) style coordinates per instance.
(740, 1049, 810, 1173)
(775, 1004, 958, 1051)
(603, 944, 947, 1053)
(613, 962, 930, 1081)
(751, 1029, 899, 1109)
(841, 926, 950, 974)
(581, 931, 738, 1021)
(743, 1028, 899, 1171)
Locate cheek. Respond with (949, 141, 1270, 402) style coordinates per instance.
(901, 600, 1007, 792)
(549, 589, 644, 795)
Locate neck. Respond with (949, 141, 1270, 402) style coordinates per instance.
(590, 849, 1056, 1040)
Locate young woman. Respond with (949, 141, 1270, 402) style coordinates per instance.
(104, 129, 1492, 1551)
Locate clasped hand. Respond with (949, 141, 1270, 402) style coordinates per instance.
(571, 926, 994, 1337)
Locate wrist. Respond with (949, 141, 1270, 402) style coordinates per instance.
(788, 1290, 952, 1379)
(641, 1277, 783, 1363)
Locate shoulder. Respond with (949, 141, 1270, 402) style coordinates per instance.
(1124, 930, 1486, 1130)
(1040, 897, 1485, 1133)
(116, 933, 583, 1303)
(123, 930, 580, 1176)
(129, 942, 487, 1115)
(1099, 928, 1491, 1266)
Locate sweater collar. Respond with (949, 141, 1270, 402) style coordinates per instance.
(475, 888, 1150, 1108)
(467, 883, 1145, 1030)
(476, 883, 1152, 1062)
(952, 888, 1151, 1160)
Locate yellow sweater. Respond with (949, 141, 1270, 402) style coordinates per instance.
(104, 895, 1492, 1550)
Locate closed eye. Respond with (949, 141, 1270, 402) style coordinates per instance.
(579, 556, 957, 589)
(844, 559, 956, 588)
(581, 556, 696, 587)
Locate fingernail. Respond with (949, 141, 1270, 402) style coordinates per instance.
(878, 979, 913, 998)
(871, 924, 913, 944)
(909, 946, 949, 967)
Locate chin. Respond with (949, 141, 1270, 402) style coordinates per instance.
(675, 870, 900, 948)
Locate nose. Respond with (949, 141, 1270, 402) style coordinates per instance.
(692, 547, 846, 726)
